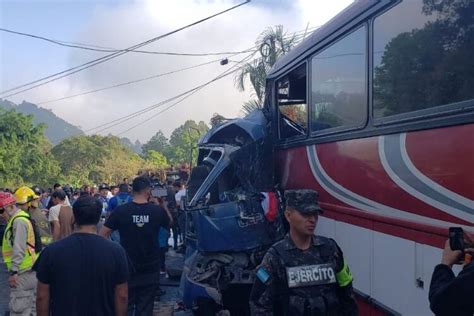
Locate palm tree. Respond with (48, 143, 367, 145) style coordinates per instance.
(235, 25, 298, 114)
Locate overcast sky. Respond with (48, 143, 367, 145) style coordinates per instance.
(0, 0, 352, 142)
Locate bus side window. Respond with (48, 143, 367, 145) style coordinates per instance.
(373, 0, 474, 118)
(311, 26, 367, 132)
(277, 64, 308, 139)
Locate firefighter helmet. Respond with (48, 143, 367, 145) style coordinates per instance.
(14, 186, 39, 205)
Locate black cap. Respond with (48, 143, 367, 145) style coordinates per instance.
(284, 189, 322, 214)
(98, 183, 109, 191)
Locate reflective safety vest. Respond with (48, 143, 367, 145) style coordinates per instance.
(2, 210, 38, 272)
(41, 235, 53, 245)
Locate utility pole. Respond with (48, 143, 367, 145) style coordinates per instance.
(187, 126, 202, 169)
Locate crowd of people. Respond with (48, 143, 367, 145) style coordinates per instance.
(0, 170, 473, 316)
(0, 172, 188, 316)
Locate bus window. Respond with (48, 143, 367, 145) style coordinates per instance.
(311, 26, 367, 132)
(277, 63, 307, 139)
(373, 0, 474, 118)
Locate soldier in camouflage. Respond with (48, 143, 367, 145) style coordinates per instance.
(249, 189, 358, 316)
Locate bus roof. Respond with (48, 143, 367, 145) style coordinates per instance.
(267, 0, 378, 79)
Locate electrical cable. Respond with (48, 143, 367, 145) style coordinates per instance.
(0, 0, 250, 98)
(0, 27, 255, 57)
(88, 51, 257, 135)
(36, 54, 250, 105)
(115, 67, 241, 136)
(90, 51, 256, 134)
(0, 26, 318, 56)
(34, 29, 313, 105)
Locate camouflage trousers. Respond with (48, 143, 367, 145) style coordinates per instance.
(10, 270, 36, 316)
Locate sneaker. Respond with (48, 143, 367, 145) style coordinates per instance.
(160, 268, 166, 275)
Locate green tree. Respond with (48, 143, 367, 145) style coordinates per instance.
(52, 136, 106, 185)
(235, 25, 297, 114)
(145, 150, 169, 169)
(0, 109, 60, 188)
(373, 0, 474, 117)
(52, 135, 147, 186)
(168, 120, 209, 165)
(142, 131, 169, 155)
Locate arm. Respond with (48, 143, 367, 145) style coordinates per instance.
(51, 221, 60, 241)
(114, 282, 128, 316)
(175, 192, 181, 209)
(101, 211, 119, 238)
(163, 204, 173, 227)
(11, 219, 29, 273)
(106, 198, 116, 219)
(48, 207, 61, 241)
(249, 249, 281, 316)
(332, 240, 358, 316)
(429, 241, 474, 315)
(36, 281, 50, 316)
(100, 225, 113, 239)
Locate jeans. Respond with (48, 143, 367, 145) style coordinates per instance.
(127, 272, 160, 316)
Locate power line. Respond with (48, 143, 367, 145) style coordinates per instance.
(0, 0, 250, 98)
(115, 56, 251, 136)
(0, 25, 318, 56)
(38, 29, 313, 134)
(2, 26, 315, 103)
(0, 27, 254, 57)
(34, 28, 314, 105)
(87, 51, 257, 135)
(109, 28, 325, 136)
(89, 51, 256, 134)
(36, 54, 250, 105)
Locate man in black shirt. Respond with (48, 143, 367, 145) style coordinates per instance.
(100, 176, 170, 316)
(33, 196, 129, 316)
(429, 236, 474, 316)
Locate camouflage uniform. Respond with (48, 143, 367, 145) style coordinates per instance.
(249, 190, 358, 316)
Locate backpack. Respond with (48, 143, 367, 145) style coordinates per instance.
(116, 195, 129, 207)
(8, 215, 43, 254)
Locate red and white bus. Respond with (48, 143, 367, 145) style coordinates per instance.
(266, 0, 473, 314)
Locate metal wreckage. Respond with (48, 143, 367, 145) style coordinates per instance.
(180, 110, 286, 315)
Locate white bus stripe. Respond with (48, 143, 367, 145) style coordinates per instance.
(379, 135, 473, 223)
(306, 145, 472, 229)
(400, 133, 473, 209)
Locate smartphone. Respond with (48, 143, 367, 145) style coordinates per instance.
(449, 227, 464, 251)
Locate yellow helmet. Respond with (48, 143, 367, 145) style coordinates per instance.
(14, 186, 39, 205)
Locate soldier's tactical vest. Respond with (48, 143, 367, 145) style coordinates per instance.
(271, 236, 341, 316)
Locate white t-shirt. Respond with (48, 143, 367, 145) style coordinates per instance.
(49, 203, 67, 222)
(61, 195, 71, 207)
(175, 189, 186, 205)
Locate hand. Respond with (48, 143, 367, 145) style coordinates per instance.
(441, 239, 463, 267)
(8, 274, 18, 288)
(464, 232, 474, 248)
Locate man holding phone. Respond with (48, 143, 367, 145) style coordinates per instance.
(429, 228, 474, 316)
